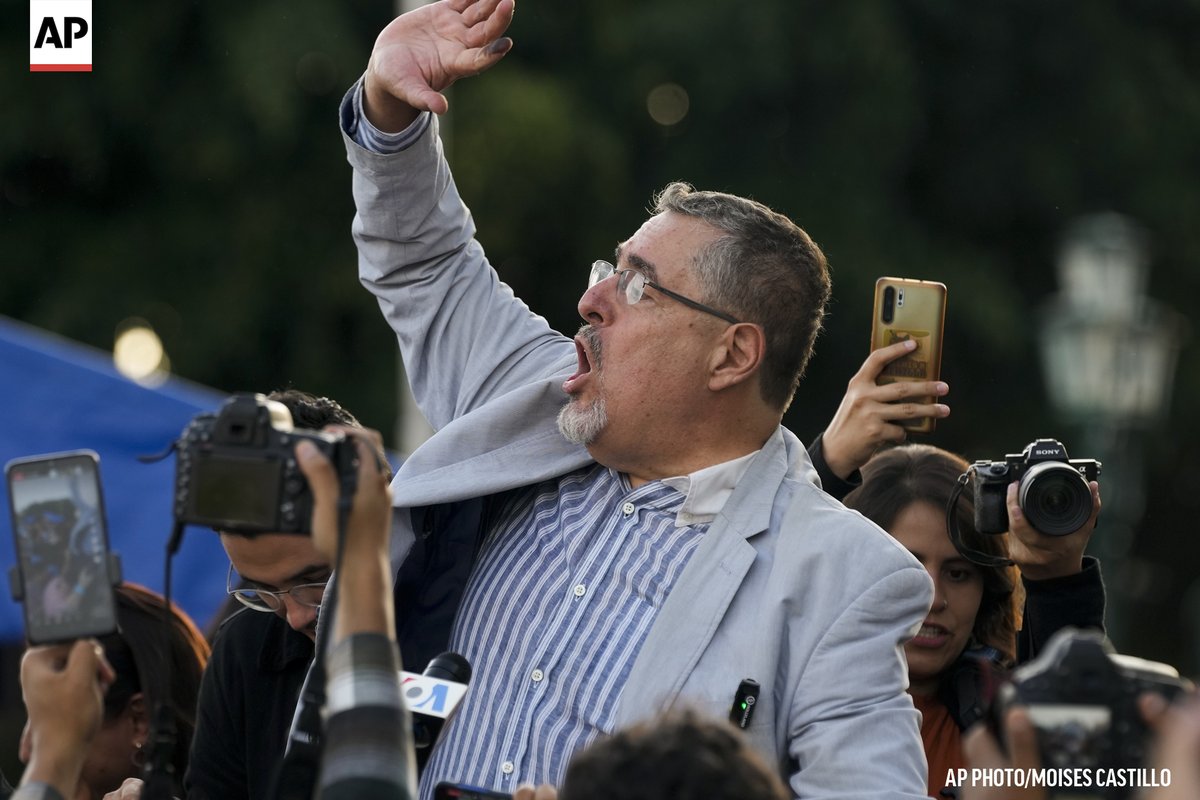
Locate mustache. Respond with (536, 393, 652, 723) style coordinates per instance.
(577, 324, 602, 370)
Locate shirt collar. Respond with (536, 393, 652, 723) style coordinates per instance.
(659, 449, 760, 527)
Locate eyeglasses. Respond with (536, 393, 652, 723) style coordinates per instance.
(588, 260, 741, 325)
(226, 564, 328, 613)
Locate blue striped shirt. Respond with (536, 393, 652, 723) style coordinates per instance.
(418, 464, 708, 798)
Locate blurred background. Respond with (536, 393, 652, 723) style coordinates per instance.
(3, 0, 1199, 779)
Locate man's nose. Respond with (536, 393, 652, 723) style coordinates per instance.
(278, 593, 314, 632)
(578, 274, 616, 325)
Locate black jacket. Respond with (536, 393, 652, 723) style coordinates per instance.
(184, 607, 313, 800)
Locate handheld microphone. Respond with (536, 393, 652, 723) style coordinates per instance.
(405, 652, 471, 771)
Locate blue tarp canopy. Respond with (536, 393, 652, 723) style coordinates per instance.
(0, 315, 230, 641)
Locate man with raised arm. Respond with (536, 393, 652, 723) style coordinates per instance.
(341, 2, 934, 797)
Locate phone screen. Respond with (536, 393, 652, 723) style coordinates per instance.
(6, 450, 118, 644)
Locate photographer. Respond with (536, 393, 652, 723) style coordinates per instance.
(185, 390, 386, 800)
(961, 690, 1200, 800)
(842, 444, 1104, 798)
(11, 426, 408, 800)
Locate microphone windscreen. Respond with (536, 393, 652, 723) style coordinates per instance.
(426, 651, 472, 683)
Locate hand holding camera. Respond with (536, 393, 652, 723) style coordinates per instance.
(173, 394, 361, 536)
(1141, 692, 1200, 800)
(293, 425, 394, 642)
(949, 439, 1101, 570)
(1005, 475, 1101, 581)
(964, 629, 1193, 800)
(294, 426, 392, 566)
(972, 439, 1100, 538)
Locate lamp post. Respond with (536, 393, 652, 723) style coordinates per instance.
(1037, 213, 1185, 648)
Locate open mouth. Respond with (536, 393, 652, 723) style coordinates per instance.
(910, 621, 951, 647)
(562, 331, 595, 394)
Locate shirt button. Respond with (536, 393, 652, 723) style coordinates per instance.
(501, 761, 515, 775)
(531, 668, 544, 682)
(622, 501, 635, 516)
(573, 584, 586, 598)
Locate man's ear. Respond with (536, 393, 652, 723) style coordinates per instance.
(707, 322, 766, 392)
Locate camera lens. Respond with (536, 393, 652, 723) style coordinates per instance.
(1018, 463, 1093, 536)
(881, 286, 895, 324)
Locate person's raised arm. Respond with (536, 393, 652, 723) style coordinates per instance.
(17, 640, 115, 800)
(296, 429, 416, 800)
(296, 428, 394, 643)
(1009, 478, 1106, 662)
(814, 339, 950, 487)
(362, 0, 514, 133)
(1005, 480, 1100, 582)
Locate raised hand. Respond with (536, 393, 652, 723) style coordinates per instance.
(1004, 479, 1100, 580)
(295, 426, 392, 566)
(19, 639, 116, 797)
(820, 339, 950, 480)
(295, 426, 394, 640)
(364, 0, 516, 131)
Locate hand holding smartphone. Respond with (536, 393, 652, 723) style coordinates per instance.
(6, 450, 120, 644)
(435, 782, 514, 800)
(869, 277, 947, 434)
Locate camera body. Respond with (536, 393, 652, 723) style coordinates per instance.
(992, 628, 1189, 799)
(173, 394, 356, 535)
(972, 438, 1100, 536)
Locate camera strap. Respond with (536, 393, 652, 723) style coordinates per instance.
(139, 521, 186, 800)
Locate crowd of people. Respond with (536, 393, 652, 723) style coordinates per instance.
(7, 1, 1197, 799)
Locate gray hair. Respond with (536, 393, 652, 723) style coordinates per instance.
(653, 182, 832, 410)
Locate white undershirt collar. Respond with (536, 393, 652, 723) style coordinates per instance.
(659, 449, 761, 527)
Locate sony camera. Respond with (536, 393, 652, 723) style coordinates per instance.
(173, 394, 357, 535)
(972, 438, 1101, 536)
(991, 628, 1190, 799)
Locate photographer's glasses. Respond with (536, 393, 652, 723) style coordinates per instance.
(226, 564, 328, 612)
(588, 260, 740, 325)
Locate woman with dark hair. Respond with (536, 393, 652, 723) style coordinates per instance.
(842, 444, 1103, 799)
(19, 583, 210, 800)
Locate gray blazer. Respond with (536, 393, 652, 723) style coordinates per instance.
(343, 102, 934, 799)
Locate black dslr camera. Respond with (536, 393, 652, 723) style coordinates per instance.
(972, 438, 1100, 536)
(173, 394, 357, 535)
(991, 628, 1190, 799)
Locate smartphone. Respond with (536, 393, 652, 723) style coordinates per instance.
(6, 450, 119, 644)
(870, 277, 947, 434)
(434, 783, 513, 800)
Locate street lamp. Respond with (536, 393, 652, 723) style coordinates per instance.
(1037, 212, 1185, 647)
